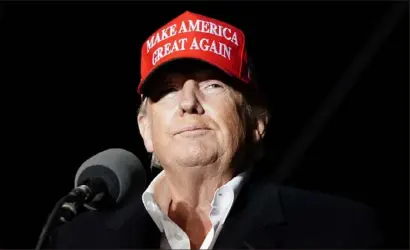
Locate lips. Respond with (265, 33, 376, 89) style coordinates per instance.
(174, 125, 210, 135)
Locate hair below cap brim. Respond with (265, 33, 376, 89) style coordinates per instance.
(138, 56, 237, 95)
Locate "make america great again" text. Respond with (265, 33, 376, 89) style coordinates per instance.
(145, 19, 240, 66)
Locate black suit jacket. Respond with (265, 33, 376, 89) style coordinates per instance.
(45, 173, 384, 249)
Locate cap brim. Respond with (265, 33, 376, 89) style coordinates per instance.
(137, 56, 236, 95)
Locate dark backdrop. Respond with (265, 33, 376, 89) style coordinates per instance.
(0, 1, 408, 248)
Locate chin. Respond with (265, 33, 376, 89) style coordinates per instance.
(176, 148, 218, 168)
(162, 141, 219, 167)
(174, 157, 216, 168)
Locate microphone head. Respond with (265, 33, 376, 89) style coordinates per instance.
(74, 148, 146, 209)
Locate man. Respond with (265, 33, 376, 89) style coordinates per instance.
(46, 11, 384, 249)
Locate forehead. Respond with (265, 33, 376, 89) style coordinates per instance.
(142, 60, 235, 93)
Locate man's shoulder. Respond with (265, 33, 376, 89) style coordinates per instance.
(57, 208, 113, 231)
(268, 183, 379, 221)
(238, 181, 385, 248)
(45, 209, 115, 248)
(243, 175, 379, 220)
(244, 177, 381, 223)
(277, 184, 373, 212)
(266, 183, 384, 246)
(45, 196, 148, 249)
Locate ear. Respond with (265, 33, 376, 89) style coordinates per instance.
(137, 111, 154, 153)
(252, 107, 269, 143)
(249, 108, 269, 162)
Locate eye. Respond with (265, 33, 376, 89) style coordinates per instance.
(201, 81, 224, 89)
(163, 87, 178, 94)
(201, 81, 226, 94)
(155, 87, 178, 99)
(204, 84, 219, 89)
(163, 87, 178, 93)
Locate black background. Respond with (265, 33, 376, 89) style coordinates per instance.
(0, 1, 408, 248)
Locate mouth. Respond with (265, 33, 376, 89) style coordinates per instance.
(174, 126, 211, 135)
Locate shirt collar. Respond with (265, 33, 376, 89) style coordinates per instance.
(141, 171, 167, 231)
(141, 169, 249, 230)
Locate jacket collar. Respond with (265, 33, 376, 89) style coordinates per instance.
(104, 171, 286, 249)
(104, 185, 161, 248)
(213, 175, 287, 249)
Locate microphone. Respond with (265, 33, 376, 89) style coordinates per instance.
(61, 148, 146, 220)
(35, 148, 146, 250)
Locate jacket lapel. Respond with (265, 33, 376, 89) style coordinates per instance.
(104, 191, 161, 248)
(214, 177, 287, 249)
(101, 172, 286, 249)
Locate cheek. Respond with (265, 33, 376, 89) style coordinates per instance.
(149, 108, 173, 144)
(205, 98, 246, 146)
(229, 106, 247, 143)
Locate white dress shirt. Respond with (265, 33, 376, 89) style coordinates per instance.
(141, 170, 248, 249)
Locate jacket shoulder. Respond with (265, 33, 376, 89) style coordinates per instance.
(44, 209, 118, 249)
(278, 185, 374, 212)
(44, 194, 148, 249)
(274, 185, 385, 248)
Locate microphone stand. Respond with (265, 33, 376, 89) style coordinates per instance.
(35, 195, 71, 250)
(35, 185, 93, 250)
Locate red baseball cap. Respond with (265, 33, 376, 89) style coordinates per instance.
(137, 11, 253, 94)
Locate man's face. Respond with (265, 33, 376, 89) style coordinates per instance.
(138, 64, 248, 171)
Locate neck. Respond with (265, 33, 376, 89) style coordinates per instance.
(164, 165, 234, 210)
(163, 165, 234, 249)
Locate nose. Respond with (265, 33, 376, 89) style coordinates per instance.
(178, 80, 204, 115)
